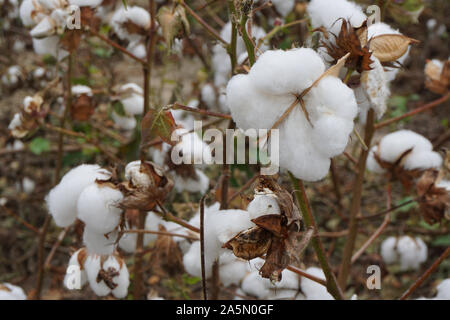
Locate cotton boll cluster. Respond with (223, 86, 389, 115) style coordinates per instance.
(46, 164, 111, 227)
(226, 48, 358, 181)
(112, 83, 144, 131)
(110, 6, 151, 59)
(380, 236, 427, 271)
(300, 267, 334, 300)
(307, 0, 366, 36)
(0, 283, 26, 300)
(367, 130, 442, 174)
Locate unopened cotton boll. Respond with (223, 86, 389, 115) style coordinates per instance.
(64, 249, 88, 289)
(46, 164, 111, 227)
(367, 130, 442, 173)
(227, 48, 358, 181)
(307, 0, 366, 35)
(0, 283, 26, 300)
(77, 184, 123, 234)
(301, 267, 334, 300)
(247, 193, 281, 220)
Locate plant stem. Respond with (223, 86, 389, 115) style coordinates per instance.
(227, 0, 238, 74)
(289, 172, 344, 300)
(133, 210, 147, 300)
(171, 103, 232, 119)
(338, 108, 375, 289)
(399, 247, 450, 300)
(200, 195, 208, 300)
(240, 8, 256, 66)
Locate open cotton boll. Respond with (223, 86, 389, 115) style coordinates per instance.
(22, 177, 36, 194)
(111, 6, 151, 42)
(127, 41, 147, 59)
(397, 236, 427, 271)
(64, 249, 88, 289)
(227, 48, 358, 181)
(369, 130, 442, 172)
(77, 184, 123, 234)
(210, 209, 254, 246)
(201, 83, 217, 110)
(183, 241, 216, 278)
(112, 112, 136, 131)
(307, 0, 366, 35)
(84, 255, 109, 296)
(172, 169, 209, 194)
(118, 213, 161, 253)
(72, 84, 92, 96)
(380, 236, 398, 265)
(124, 160, 154, 188)
(270, 0, 295, 17)
(219, 256, 249, 286)
(32, 36, 68, 59)
(20, 0, 38, 27)
(0, 283, 26, 300)
(83, 228, 117, 255)
(103, 256, 130, 299)
(241, 271, 271, 299)
(68, 0, 103, 7)
(30, 16, 56, 38)
(301, 267, 334, 300)
(435, 279, 450, 300)
(247, 193, 281, 220)
(118, 83, 144, 116)
(46, 164, 111, 227)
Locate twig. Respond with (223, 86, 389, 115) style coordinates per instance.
(171, 103, 232, 119)
(123, 229, 198, 240)
(338, 108, 375, 289)
(240, 4, 256, 66)
(227, 173, 260, 203)
(200, 195, 208, 300)
(399, 247, 450, 300)
(289, 173, 344, 300)
(375, 93, 450, 129)
(44, 227, 70, 269)
(1, 206, 40, 234)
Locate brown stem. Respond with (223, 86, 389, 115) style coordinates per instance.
(199, 195, 208, 300)
(171, 103, 232, 119)
(133, 210, 147, 300)
(227, 173, 260, 203)
(375, 93, 449, 129)
(124, 229, 197, 240)
(399, 247, 450, 300)
(338, 108, 375, 289)
(44, 227, 70, 269)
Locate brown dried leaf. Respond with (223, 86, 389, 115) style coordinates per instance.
(223, 226, 272, 260)
(252, 214, 285, 237)
(416, 170, 450, 224)
(71, 94, 95, 121)
(141, 108, 177, 148)
(369, 34, 419, 63)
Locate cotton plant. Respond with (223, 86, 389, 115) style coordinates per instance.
(1, 65, 24, 88)
(380, 236, 428, 271)
(111, 83, 144, 131)
(0, 283, 27, 300)
(110, 5, 151, 59)
(424, 58, 449, 95)
(226, 48, 358, 181)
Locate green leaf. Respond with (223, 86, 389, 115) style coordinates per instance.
(29, 137, 50, 155)
(112, 100, 127, 117)
(432, 234, 450, 247)
(182, 274, 200, 286)
(122, 0, 128, 10)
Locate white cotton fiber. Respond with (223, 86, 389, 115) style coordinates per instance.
(112, 112, 137, 131)
(219, 255, 249, 286)
(0, 283, 26, 300)
(124, 160, 153, 188)
(119, 83, 144, 116)
(32, 35, 68, 59)
(111, 6, 150, 42)
(72, 84, 92, 96)
(84, 255, 109, 296)
(64, 249, 88, 289)
(19, 0, 37, 27)
(301, 267, 334, 300)
(77, 184, 123, 234)
(104, 256, 130, 299)
(83, 228, 117, 255)
(266, 289, 298, 300)
(118, 213, 162, 253)
(435, 279, 450, 300)
(30, 16, 55, 38)
(307, 0, 366, 35)
(247, 193, 281, 220)
(46, 164, 111, 227)
(396, 236, 427, 271)
(68, 0, 103, 8)
(271, 0, 295, 17)
(241, 271, 271, 299)
(226, 48, 357, 181)
(380, 236, 398, 265)
(172, 169, 210, 194)
(368, 130, 442, 173)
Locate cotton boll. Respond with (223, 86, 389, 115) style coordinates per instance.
(72, 84, 92, 96)
(127, 41, 147, 59)
(104, 256, 130, 299)
(307, 0, 366, 35)
(435, 279, 450, 300)
(201, 83, 217, 110)
(32, 36, 68, 59)
(119, 83, 144, 115)
(124, 160, 154, 188)
(0, 283, 26, 300)
(84, 255, 110, 296)
(68, 0, 103, 7)
(19, 0, 39, 27)
(211, 209, 254, 246)
(111, 6, 150, 42)
(22, 177, 36, 194)
(397, 236, 427, 271)
(64, 249, 88, 289)
(77, 184, 123, 234)
(183, 241, 215, 278)
(112, 112, 136, 130)
(301, 267, 334, 300)
(241, 271, 271, 298)
(172, 169, 209, 194)
(402, 151, 442, 171)
(247, 193, 280, 220)
(175, 129, 213, 165)
(46, 164, 111, 227)
(220, 258, 249, 286)
(367, 146, 386, 174)
(380, 236, 398, 265)
(30, 16, 56, 38)
(83, 228, 117, 255)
